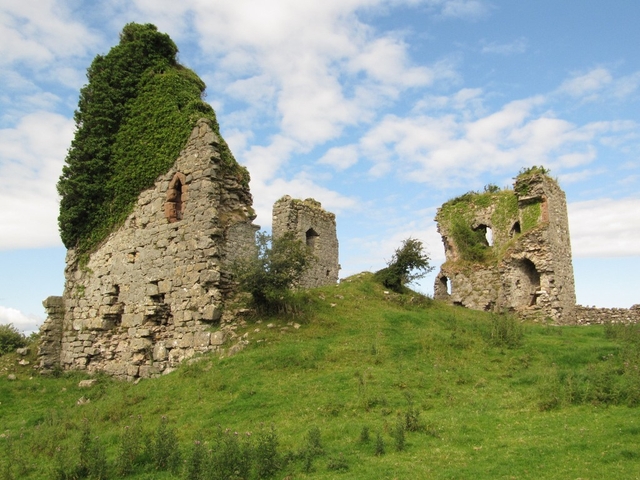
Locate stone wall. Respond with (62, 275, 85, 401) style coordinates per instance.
(570, 305, 640, 325)
(38, 119, 258, 380)
(272, 196, 339, 288)
(434, 172, 577, 323)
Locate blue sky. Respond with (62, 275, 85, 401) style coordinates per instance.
(2, 0, 640, 332)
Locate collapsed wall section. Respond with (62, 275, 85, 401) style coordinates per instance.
(434, 171, 576, 322)
(272, 196, 339, 288)
(38, 119, 258, 379)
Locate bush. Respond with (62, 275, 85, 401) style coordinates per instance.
(232, 231, 315, 313)
(0, 324, 27, 356)
(486, 315, 524, 349)
(375, 238, 433, 293)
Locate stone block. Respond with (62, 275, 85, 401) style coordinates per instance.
(199, 270, 220, 286)
(201, 304, 222, 322)
(210, 331, 226, 346)
(178, 333, 194, 348)
(121, 313, 143, 328)
(194, 332, 210, 348)
(153, 342, 168, 361)
(158, 280, 173, 294)
(130, 338, 152, 352)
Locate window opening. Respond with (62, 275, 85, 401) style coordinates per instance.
(165, 172, 186, 223)
(439, 275, 451, 295)
(306, 228, 319, 248)
(510, 221, 521, 237)
(518, 258, 541, 306)
(473, 224, 492, 246)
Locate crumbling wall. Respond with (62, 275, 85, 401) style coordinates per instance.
(38, 119, 258, 380)
(272, 196, 339, 288)
(434, 171, 576, 322)
(571, 305, 640, 325)
(37, 296, 64, 371)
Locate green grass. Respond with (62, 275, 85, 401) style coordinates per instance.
(2, 273, 640, 479)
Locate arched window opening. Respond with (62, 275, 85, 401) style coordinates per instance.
(517, 258, 541, 306)
(165, 172, 187, 223)
(439, 275, 452, 295)
(473, 224, 492, 247)
(510, 221, 521, 237)
(306, 228, 319, 248)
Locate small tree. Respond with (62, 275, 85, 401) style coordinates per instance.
(0, 324, 27, 356)
(375, 237, 433, 293)
(233, 231, 315, 313)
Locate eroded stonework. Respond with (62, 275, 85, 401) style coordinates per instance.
(272, 196, 340, 288)
(38, 119, 258, 379)
(434, 172, 576, 322)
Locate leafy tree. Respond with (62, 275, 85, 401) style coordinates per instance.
(57, 23, 247, 253)
(375, 237, 433, 293)
(0, 324, 27, 355)
(233, 231, 315, 313)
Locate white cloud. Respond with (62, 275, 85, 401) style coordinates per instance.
(481, 37, 527, 55)
(559, 68, 613, 98)
(356, 84, 638, 187)
(349, 36, 435, 87)
(433, 0, 490, 19)
(0, 0, 100, 66)
(612, 72, 640, 99)
(569, 197, 640, 257)
(0, 306, 42, 334)
(318, 145, 360, 171)
(0, 111, 73, 249)
(250, 172, 360, 229)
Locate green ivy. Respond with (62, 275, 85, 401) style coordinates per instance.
(57, 23, 247, 255)
(521, 201, 542, 231)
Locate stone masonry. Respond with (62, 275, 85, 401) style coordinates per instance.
(434, 172, 577, 322)
(272, 196, 340, 288)
(38, 119, 259, 380)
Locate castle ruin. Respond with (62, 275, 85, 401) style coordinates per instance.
(38, 120, 260, 379)
(433, 170, 576, 322)
(38, 120, 341, 380)
(272, 196, 340, 288)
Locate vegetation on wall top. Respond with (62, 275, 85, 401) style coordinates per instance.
(438, 187, 519, 264)
(437, 167, 552, 265)
(57, 23, 248, 254)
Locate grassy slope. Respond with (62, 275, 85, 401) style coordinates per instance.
(2, 273, 640, 479)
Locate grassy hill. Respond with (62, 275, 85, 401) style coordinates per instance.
(2, 273, 640, 479)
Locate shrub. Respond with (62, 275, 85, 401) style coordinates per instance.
(185, 440, 206, 480)
(232, 232, 315, 313)
(0, 324, 27, 356)
(374, 433, 385, 456)
(116, 416, 143, 475)
(326, 453, 349, 472)
(359, 426, 370, 443)
(375, 237, 433, 293)
(149, 416, 181, 473)
(487, 315, 524, 349)
(394, 417, 406, 452)
(254, 425, 280, 479)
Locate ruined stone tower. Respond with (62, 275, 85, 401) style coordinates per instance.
(38, 119, 259, 379)
(433, 169, 576, 322)
(272, 196, 339, 288)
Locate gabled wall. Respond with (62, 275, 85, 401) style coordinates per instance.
(38, 119, 258, 379)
